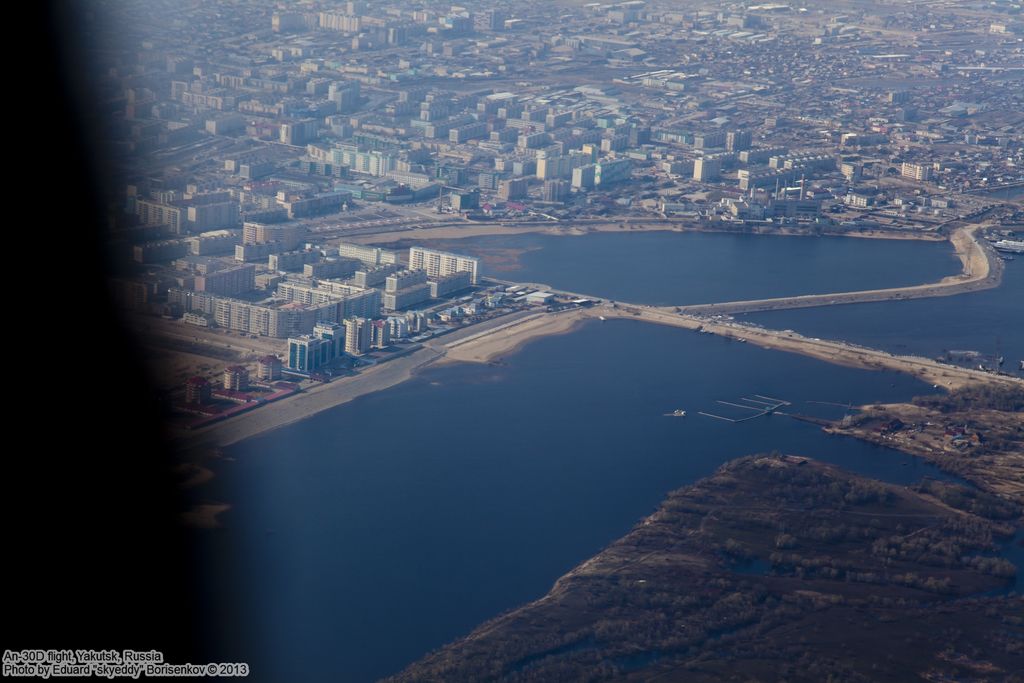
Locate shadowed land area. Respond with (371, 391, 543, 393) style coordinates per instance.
(389, 455, 1022, 683)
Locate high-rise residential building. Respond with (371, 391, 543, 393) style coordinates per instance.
(498, 177, 529, 200)
(726, 130, 752, 152)
(478, 9, 508, 30)
(344, 317, 372, 355)
(370, 319, 391, 349)
(134, 240, 190, 263)
(327, 145, 395, 177)
(319, 12, 361, 32)
(304, 259, 359, 280)
(338, 242, 399, 267)
(194, 264, 255, 296)
(449, 121, 488, 143)
(383, 284, 431, 311)
(168, 289, 341, 338)
(135, 199, 184, 234)
(595, 159, 632, 186)
(408, 247, 479, 284)
(387, 316, 410, 340)
(269, 250, 319, 272)
(693, 157, 722, 182)
(628, 126, 651, 147)
(572, 164, 597, 189)
(256, 356, 282, 381)
(188, 230, 240, 256)
(478, 172, 501, 190)
(517, 132, 548, 149)
(276, 281, 381, 319)
(739, 147, 788, 164)
(276, 191, 348, 219)
(280, 119, 319, 146)
(243, 222, 306, 249)
(222, 366, 249, 391)
(694, 131, 727, 149)
(352, 265, 399, 288)
(186, 200, 239, 232)
(600, 135, 628, 153)
(184, 377, 211, 405)
(547, 111, 573, 129)
(451, 190, 480, 212)
(386, 26, 407, 45)
(543, 179, 570, 203)
(901, 162, 932, 182)
(235, 242, 282, 263)
(385, 270, 428, 293)
(771, 154, 834, 172)
(428, 271, 473, 298)
(537, 152, 572, 180)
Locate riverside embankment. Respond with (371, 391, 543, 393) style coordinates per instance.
(674, 224, 1001, 315)
(185, 221, 1016, 448)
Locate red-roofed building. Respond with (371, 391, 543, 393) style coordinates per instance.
(223, 365, 250, 391)
(256, 355, 282, 381)
(185, 376, 211, 405)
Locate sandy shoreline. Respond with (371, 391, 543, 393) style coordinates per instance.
(668, 315, 1021, 392)
(179, 346, 444, 449)
(441, 303, 1022, 392)
(178, 312, 542, 449)
(440, 309, 592, 364)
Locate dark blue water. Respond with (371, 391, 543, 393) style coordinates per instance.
(439, 228, 1020, 368)
(200, 319, 959, 682)
(433, 231, 960, 305)
(742, 261, 1024, 370)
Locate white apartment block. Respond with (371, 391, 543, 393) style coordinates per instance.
(408, 247, 479, 284)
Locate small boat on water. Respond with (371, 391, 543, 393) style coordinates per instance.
(670, 409, 687, 417)
(598, 316, 607, 321)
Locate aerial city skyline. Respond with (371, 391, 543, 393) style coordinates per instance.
(10, 0, 1023, 681)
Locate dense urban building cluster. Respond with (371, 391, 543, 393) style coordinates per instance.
(96, 0, 1023, 420)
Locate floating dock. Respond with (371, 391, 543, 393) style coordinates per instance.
(698, 395, 790, 423)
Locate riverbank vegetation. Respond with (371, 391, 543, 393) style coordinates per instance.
(833, 385, 1024, 505)
(389, 456, 1022, 682)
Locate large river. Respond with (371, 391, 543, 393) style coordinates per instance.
(193, 231, 1020, 682)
